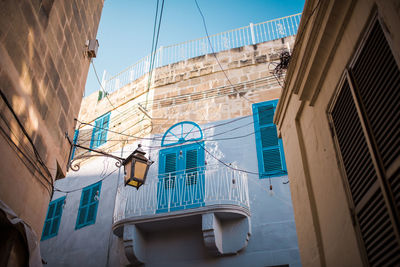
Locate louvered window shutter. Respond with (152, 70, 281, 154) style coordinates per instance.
(41, 197, 65, 240)
(100, 113, 110, 145)
(330, 18, 400, 266)
(164, 152, 177, 189)
(42, 202, 55, 238)
(87, 183, 101, 223)
(76, 182, 101, 229)
(50, 200, 63, 235)
(186, 149, 198, 185)
(253, 100, 286, 178)
(90, 113, 110, 149)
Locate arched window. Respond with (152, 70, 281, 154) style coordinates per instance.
(161, 121, 203, 147)
(157, 121, 205, 213)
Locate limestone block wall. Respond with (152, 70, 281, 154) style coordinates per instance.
(76, 36, 295, 160)
(0, 0, 103, 237)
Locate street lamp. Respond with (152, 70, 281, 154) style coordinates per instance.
(67, 132, 153, 189)
(122, 144, 154, 189)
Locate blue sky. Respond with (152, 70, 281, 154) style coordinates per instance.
(85, 0, 305, 96)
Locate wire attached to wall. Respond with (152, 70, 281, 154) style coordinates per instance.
(194, 0, 256, 104)
(0, 89, 54, 196)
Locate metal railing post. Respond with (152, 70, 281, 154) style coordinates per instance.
(250, 22, 256, 45)
(158, 46, 164, 67)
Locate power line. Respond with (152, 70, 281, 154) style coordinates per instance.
(194, 0, 255, 104)
(0, 90, 54, 180)
(0, 90, 54, 195)
(74, 100, 275, 143)
(54, 168, 119, 194)
(195, 141, 259, 175)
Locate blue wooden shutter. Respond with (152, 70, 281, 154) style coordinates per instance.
(100, 113, 110, 146)
(50, 200, 63, 235)
(90, 113, 110, 149)
(253, 100, 286, 178)
(90, 120, 100, 148)
(42, 202, 55, 238)
(41, 197, 65, 240)
(164, 152, 177, 189)
(87, 183, 101, 224)
(185, 149, 198, 185)
(165, 153, 177, 173)
(76, 188, 90, 227)
(186, 149, 198, 171)
(76, 181, 101, 229)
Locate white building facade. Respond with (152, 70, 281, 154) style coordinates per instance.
(41, 15, 302, 267)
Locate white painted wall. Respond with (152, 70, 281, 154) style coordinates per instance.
(41, 115, 300, 267)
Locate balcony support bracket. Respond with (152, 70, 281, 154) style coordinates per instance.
(119, 224, 145, 266)
(202, 212, 251, 256)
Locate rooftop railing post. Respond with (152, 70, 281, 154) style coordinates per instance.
(158, 46, 164, 67)
(250, 22, 256, 45)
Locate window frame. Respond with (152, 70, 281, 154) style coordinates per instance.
(70, 129, 79, 160)
(41, 196, 66, 241)
(75, 181, 102, 230)
(252, 99, 287, 178)
(90, 112, 111, 149)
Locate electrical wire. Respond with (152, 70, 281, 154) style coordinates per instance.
(0, 123, 53, 196)
(74, 101, 275, 144)
(0, 90, 54, 184)
(292, 0, 321, 53)
(54, 168, 119, 194)
(194, 0, 255, 104)
(91, 59, 124, 115)
(195, 141, 259, 175)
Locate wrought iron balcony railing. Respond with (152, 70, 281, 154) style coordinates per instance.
(113, 165, 249, 222)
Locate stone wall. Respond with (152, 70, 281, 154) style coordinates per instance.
(0, 0, 103, 245)
(75, 36, 295, 158)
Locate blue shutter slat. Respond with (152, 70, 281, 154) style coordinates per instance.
(81, 189, 90, 206)
(165, 153, 177, 173)
(186, 149, 198, 171)
(258, 105, 274, 125)
(86, 203, 97, 222)
(186, 149, 198, 185)
(260, 126, 279, 147)
(263, 148, 282, 173)
(77, 208, 87, 226)
(46, 203, 55, 219)
(54, 200, 63, 216)
(50, 217, 60, 235)
(43, 221, 51, 237)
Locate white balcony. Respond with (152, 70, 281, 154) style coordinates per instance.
(113, 165, 250, 221)
(112, 166, 252, 264)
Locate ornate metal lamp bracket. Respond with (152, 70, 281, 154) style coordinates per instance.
(67, 143, 124, 172)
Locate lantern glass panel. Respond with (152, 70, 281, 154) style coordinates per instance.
(124, 161, 132, 184)
(134, 161, 147, 181)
